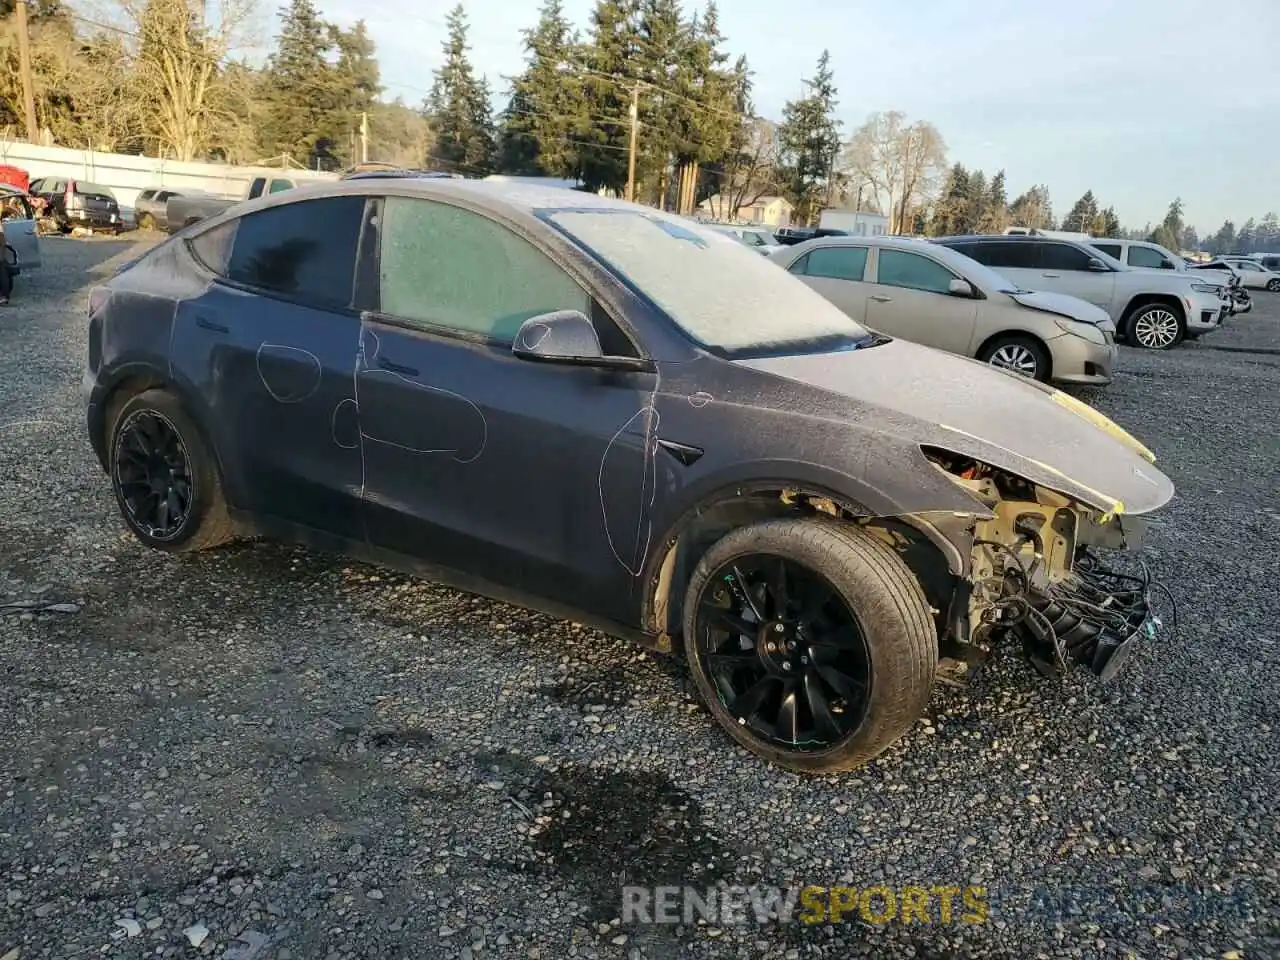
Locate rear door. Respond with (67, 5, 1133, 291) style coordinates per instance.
(0, 192, 40, 270)
(168, 194, 369, 541)
(784, 244, 871, 321)
(865, 247, 977, 353)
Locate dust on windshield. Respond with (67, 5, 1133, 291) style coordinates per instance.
(543, 208, 873, 356)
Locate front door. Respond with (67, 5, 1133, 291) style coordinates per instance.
(0, 192, 40, 270)
(168, 194, 369, 541)
(354, 194, 658, 619)
(865, 247, 977, 354)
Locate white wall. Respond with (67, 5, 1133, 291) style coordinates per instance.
(818, 209, 889, 236)
(0, 140, 338, 221)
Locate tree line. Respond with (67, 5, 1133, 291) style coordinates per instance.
(1, 0, 1274, 251)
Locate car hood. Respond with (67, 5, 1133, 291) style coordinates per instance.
(1008, 289, 1111, 326)
(734, 338, 1174, 517)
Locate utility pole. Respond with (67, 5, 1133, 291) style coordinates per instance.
(360, 111, 369, 164)
(15, 0, 39, 143)
(625, 83, 639, 203)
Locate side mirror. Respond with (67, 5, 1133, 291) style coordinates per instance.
(948, 277, 975, 297)
(512, 310, 604, 363)
(1086, 258, 1110, 272)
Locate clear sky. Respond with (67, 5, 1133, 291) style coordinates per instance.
(316, 0, 1279, 232)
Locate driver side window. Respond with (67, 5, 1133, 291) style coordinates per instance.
(378, 196, 633, 352)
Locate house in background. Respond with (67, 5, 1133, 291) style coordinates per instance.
(697, 193, 794, 228)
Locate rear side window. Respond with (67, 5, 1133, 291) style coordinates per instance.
(223, 195, 366, 310)
(268, 179, 295, 194)
(959, 240, 1038, 270)
(796, 246, 869, 281)
(875, 249, 956, 293)
(378, 195, 591, 343)
(137, 190, 155, 202)
(1092, 243, 1122, 259)
(1041, 243, 1096, 271)
(1127, 246, 1169, 269)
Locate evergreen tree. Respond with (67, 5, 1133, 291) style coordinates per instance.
(927, 163, 970, 236)
(1063, 190, 1098, 232)
(667, 2, 737, 212)
(577, 0, 642, 194)
(978, 169, 1008, 232)
(1236, 217, 1257, 253)
(634, 0, 686, 203)
(424, 4, 495, 174)
(1207, 221, 1236, 256)
(1100, 206, 1121, 237)
(1257, 212, 1279, 252)
(263, 0, 336, 165)
(498, 0, 584, 178)
(965, 169, 987, 234)
(776, 50, 840, 225)
(1008, 185, 1054, 231)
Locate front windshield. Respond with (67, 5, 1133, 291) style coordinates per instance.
(543, 208, 873, 355)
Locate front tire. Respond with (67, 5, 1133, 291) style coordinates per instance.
(138, 213, 155, 231)
(682, 517, 937, 774)
(978, 334, 1050, 381)
(1267, 278, 1280, 292)
(108, 388, 235, 553)
(1125, 303, 1185, 350)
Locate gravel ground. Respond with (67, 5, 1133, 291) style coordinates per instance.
(2, 236, 1278, 960)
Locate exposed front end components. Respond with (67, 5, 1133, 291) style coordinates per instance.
(1015, 552, 1164, 681)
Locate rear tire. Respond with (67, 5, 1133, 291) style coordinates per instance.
(682, 517, 937, 774)
(1124, 303, 1185, 350)
(108, 388, 235, 553)
(977, 334, 1050, 381)
(1267, 278, 1280, 292)
(138, 213, 155, 231)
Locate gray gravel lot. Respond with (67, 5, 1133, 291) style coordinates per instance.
(2, 236, 1278, 960)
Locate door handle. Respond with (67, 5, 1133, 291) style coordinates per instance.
(1041, 273, 1061, 278)
(378, 357, 419, 377)
(870, 295, 893, 303)
(195, 316, 229, 334)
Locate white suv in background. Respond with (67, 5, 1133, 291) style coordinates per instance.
(1088, 238, 1247, 316)
(933, 234, 1228, 350)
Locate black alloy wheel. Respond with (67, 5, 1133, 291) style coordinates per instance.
(694, 553, 873, 751)
(112, 409, 194, 541)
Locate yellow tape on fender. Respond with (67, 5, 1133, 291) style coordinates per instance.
(1049, 390, 1156, 463)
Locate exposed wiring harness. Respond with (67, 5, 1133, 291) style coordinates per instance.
(976, 539, 1177, 679)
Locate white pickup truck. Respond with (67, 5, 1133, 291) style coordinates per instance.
(163, 174, 300, 232)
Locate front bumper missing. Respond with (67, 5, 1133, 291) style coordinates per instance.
(1015, 551, 1166, 681)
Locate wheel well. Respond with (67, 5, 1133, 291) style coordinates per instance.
(1122, 294, 1184, 326)
(102, 374, 166, 450)
(644, 488, 958, 650)
(974, 330, 1052, 379)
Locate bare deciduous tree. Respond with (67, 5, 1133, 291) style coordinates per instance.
(116, 0, 262, 160)
(840, 111, 946, 233)
(712, 116, 781, 219)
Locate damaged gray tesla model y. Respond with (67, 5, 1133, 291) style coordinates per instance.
(83, 180, 1174, 773)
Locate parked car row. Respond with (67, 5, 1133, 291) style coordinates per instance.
(764, 231, 1234, 381)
